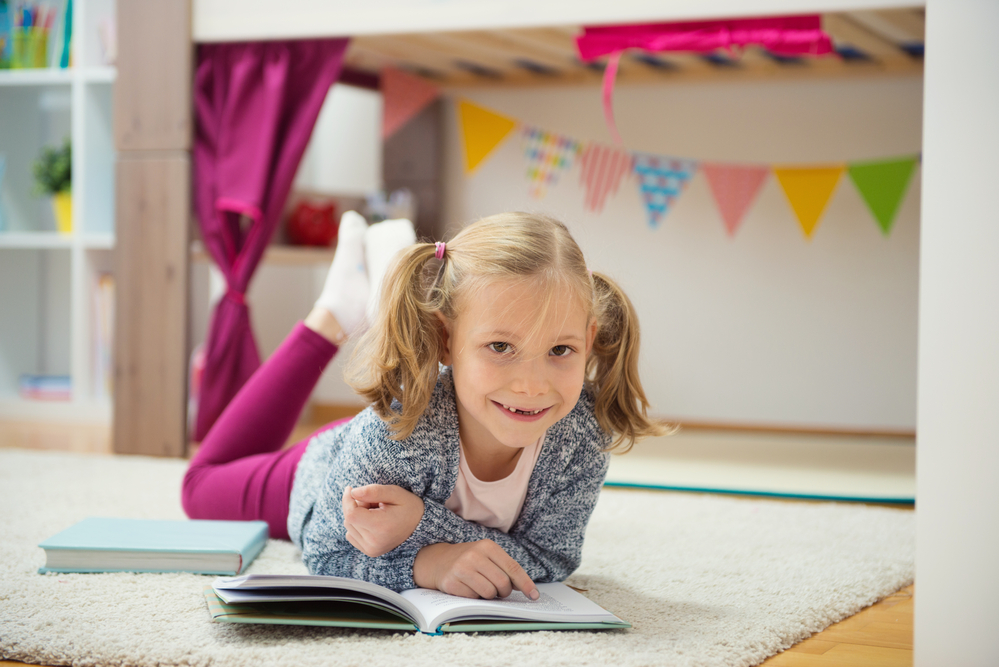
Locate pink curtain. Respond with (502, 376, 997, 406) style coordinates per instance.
(192, 39, 348, 441)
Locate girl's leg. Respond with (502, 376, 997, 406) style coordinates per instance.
(182, 212, 376, 539)
(182, 322, 340, 539)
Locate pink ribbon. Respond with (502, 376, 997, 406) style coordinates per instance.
(602, 53, 623, 145)
(579, 15, 834, 145)
(577, 15, 834, 61)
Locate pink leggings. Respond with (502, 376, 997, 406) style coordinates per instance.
(182, 322, 348, 540)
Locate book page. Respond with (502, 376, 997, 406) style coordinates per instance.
(212, 574, 424, 626)
(400, 582, 620, 631)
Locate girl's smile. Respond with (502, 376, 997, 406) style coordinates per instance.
(493, 401, 552, 421)
(439, 278, 596, 480)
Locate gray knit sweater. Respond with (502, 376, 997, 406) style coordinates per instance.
(287, 367, 611, 592)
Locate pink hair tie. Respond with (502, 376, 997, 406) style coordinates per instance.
(435, 242, 446, 260)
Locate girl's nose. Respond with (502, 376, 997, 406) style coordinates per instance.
(511, 357, 549, 396)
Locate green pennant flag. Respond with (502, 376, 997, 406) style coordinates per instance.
(847, 156, 919, 236)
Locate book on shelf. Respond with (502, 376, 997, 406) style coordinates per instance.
(19, 373, 71, 400)
(38, 517, 269, 575)
(206, 574, 630, 635)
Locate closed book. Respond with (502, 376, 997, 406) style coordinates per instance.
(38, 517, 268, 575)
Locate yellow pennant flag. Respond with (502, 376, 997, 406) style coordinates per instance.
(773, 165, 845, 238)
(459, 100, 517, 174)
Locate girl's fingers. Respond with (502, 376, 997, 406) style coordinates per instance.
(443, 580, 480, 600)
(480, 565, 515, 599)
(485, 543, 538, 600)
(463, 572, 500, 600)
(351, 484, 406, 505)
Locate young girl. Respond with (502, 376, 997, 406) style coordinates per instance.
(183, 211, 666, 601)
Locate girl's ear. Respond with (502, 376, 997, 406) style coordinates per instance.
(585, 317, 598, 356)
(435, 311, 453, 365)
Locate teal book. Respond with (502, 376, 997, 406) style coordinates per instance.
(207, 575, 630, 635)
(38, 517, 268, 575)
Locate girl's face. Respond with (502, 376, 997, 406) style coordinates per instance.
(440, 277, 597, 457)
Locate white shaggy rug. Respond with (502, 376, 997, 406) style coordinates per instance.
(0, 448, 914, 667)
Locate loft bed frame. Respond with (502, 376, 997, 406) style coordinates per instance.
(341, 11, 924, 88)
(113, 1, 925, 459)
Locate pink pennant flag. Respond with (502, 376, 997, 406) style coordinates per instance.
(381, 67, 441, 139)
(702, 163, 770, 236)
(578, 143, 633, 213)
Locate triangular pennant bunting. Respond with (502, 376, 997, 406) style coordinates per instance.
(702, 163, 769, 236)
(847, 156, 918, 236)
(459, 100, 518, 174)
(578, 143, 633, 213)
(773, 165, 845, 238)
(521, 127, 581, 198)
(381, 67, 441, 139)
(633, 153, 698, 228)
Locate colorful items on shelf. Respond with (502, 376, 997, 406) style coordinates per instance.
(0, 0, 73, 70)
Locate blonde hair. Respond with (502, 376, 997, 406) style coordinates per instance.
(345, 212, 671, 452)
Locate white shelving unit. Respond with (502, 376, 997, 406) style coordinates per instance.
(0, 0, 117, 423)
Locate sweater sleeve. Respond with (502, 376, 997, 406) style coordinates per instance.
(298, 421, 435, 591)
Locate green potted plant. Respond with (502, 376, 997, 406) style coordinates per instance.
(33, 138, 72, 234)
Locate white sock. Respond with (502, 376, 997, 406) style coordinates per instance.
(365, 218, 417, 323)
(315, 210, 369, 336)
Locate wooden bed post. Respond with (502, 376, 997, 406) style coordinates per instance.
(112, 0, 193, 457)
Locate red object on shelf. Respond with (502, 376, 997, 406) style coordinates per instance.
(286, 200, 338, 246)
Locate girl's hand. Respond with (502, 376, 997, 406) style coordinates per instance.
(341, 484, 425, 558)
(412, 540, 540, 601)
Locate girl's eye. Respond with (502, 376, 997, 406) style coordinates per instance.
(550, 345, 572, 357)
(489, 342, 511, 353)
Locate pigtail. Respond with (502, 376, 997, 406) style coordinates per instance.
(345, 243, 445, 440)
(587, 272, 674, 452)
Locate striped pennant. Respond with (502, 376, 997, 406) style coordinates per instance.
(578, 143, 634, 213)
(633, 153, 698, 228)
(522, 126, 581, 199)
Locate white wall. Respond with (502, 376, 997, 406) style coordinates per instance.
(443, 74, 923, 431)
(915, 1, 999, 664)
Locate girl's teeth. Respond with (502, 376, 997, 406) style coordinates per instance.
(502, 404, 542, 415)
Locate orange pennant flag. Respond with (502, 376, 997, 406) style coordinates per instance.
(773, 165, 845, 238)
(459, 100, 517, 174)
(382, 67, 441, 139)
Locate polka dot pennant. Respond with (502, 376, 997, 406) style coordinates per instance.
(632, 153, 699, 228)
(522, 126, 582, 199)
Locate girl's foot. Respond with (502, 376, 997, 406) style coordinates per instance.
(314, 211, 370, 336)
(365, 218, 417, 323)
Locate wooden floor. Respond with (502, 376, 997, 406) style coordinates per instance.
(0, 419, 914, 667)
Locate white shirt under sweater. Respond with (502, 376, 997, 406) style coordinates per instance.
(444, 435, 544, 533)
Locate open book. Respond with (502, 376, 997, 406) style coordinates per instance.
(207, 574, 629, 635)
